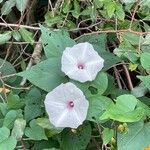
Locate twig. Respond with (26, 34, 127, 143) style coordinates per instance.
(4, 83, 31, 90)
(54, 0, 63, 13)
(1, 73, 16, 79)
(12, 30, 39, 66)
(0, 22, 40, 30)
(122, 61, 133, 90)
(113, 67, 122, 89)
(0, 94, 5, 103)
(26, 0, 37, 25)
(0, 40, 14, 69)
(0, 78, 7, 101)
(129, 0, 140, 29)
(20, 38, 42, 86)
(48, 0, 54, 17)
(6, 41, 41, 44)
(74, 29, 149, 41)
(92, 138, 101, 150)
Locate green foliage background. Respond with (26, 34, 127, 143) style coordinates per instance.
(0, 0, 150, 150)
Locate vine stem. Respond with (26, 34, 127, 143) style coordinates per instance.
(74, 28, 149, 40)
(129, 0, 140, 29)
(122, 61, 133, 90)
(0, 22, 40, 30)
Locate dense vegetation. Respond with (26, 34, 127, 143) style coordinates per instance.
(0, 0, 150, 150)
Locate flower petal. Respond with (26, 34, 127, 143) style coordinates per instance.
(44, 82, 89, 128)
(61, 42, 104, 82)
(66, 69, 92, 82)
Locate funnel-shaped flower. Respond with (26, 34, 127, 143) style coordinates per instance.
(61, 42, 104, 82)
(44, 82, 89, 128)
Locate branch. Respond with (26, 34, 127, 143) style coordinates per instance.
(113, 67, 122, 89)
(129, 0, 140, 29)
(0, 22, 40, 30)
(122, 61, 133, 90)
(74, 29, 150, 40)
(20, 38, 42, 86)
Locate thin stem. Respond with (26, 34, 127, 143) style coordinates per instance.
(74, 29, 148, 41)
(0, 22, 40, 30)
(113, 67, 122, 89)
(129, 0, 140, 29)
(122, 61, 133, 90)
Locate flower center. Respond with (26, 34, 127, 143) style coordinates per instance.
(77, 63, 84, 69)
(67, 101, 74, 109)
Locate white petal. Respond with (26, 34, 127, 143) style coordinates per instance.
(54, 109, 83, 128)
(85, 58, 104, 80)
(61, 51, 77, 75)
(63, 43, 86, 62)
(66, 69, 92, 82)
(73, 98, 89, 122)
(61, 42, 104, 82)
(44, 82, 89, 128)
(45, 84, 66, 104)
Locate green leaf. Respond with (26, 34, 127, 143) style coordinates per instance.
(117, 122, 150, 150)
(122, 32, 144, 45)
(1, 0, 16, 15)
(105, 1, 116, 18)
(62, 0, 71, 13)
(100, 94, 145, 122)
(15, 0, 28, 12)
(0, 136, 17, 150)
(114, 47, 139, 63)
(44, 12, 62, 27)
(102, 51, 121, 70)
(7, 93, 24, 109)
(11, 118, 26, 140)
(91, 72, 108, 95)
(0, 58, 16, 83)
(87, 95, 113, 122)
(61, 123, 91, 150)
(0, 127, 17, 150)
(103, 128, 114, 144)
(0, 32, 11, 45)
(19, 28, 34, 45)
(24, 88, 43, 122)
(81, 6, 93, 16)
(129, 63, 138, 71)
(40, 25, 75, 58)
(131, 83, 148, 98)
(72, 0, 80, 18)
(12, 30, 21, 41)
(140, 52, 150, 70)
(77, 34, 106, 52)
(137, 75, 150, 90)
(143, 34, 150, 45)
(25, 120, 47, 140)
(115, 3, 125, 20)
(0, 127, 10, 143)
(32, 140, 59, 150)
(115, 94, 138, 112)
(94, 0, 103, 8)
(137, 99, 150, 117)
(3, 110, 19, 129)
(17, 58, 67, 92)
(0, 103, 7, 116)
(36, 118, 62, 137)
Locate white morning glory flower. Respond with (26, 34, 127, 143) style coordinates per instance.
(61, 42, 104, 82)
(44, 82, 89, 128)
